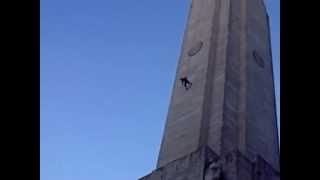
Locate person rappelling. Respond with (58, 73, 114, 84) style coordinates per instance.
(180, 76, 192, 90)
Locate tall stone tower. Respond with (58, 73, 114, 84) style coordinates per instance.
(140, 0, 280, 179)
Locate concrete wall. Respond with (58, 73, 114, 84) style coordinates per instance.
(141, 148, 206, 180)
(156, 0, 280, 173)
(140, 146, 279, 180)
(157, 0, 220, 168)
(245, 0, 280, 171)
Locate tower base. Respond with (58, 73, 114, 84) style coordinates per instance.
(139, 146, 279, 180)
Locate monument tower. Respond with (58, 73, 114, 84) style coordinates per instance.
(140, 0, 280, 179)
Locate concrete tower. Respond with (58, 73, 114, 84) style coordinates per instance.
(140, 0, 280, 179)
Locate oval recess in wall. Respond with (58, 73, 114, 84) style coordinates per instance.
(253, 51, 265, 68)
(188, 41, 203, 57)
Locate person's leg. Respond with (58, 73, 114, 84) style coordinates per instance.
(183, 81, 187, 87)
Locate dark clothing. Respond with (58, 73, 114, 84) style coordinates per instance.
(180, 77, 192, 90)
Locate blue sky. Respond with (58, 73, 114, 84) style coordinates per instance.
(40, 0, 279, 179)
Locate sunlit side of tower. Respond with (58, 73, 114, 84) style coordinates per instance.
(140, 0, 280, 179)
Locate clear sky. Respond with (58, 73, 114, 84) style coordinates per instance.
(40, 0, 279, 180)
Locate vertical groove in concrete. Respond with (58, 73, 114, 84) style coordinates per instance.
(238, 0, 248, 155)
(199, 0, 222, 149)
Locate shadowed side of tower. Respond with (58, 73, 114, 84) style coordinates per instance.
(139, 0, 280, 179)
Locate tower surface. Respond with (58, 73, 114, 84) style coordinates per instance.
(139, 0, 280, 179)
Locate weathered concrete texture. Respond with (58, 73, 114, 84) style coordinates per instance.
(140, 147, 207, 180)
(140, 147, 279, 180)
(245, 0, 280, 171)
(157, 0, 220, 168)
(142, 0, 280, 179)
